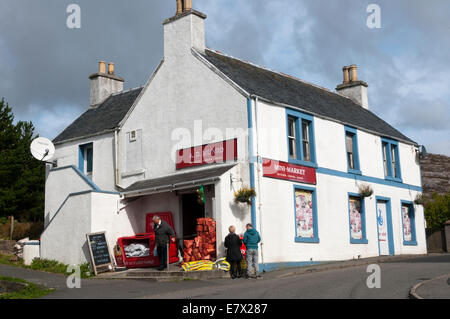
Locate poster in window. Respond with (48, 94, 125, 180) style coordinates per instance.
(402, 205, 412, 242)
(349, 197, 363, 240)
(295, 190, 314, 238)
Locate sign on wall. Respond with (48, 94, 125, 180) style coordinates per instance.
(176, 138, 238, 170)
(262, 158, 316, 185)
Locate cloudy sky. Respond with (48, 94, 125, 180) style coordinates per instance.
(1, 0, 449, 155)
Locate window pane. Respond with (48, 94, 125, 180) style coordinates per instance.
(346, 134, 354, 169)
(86, 146, 93, 174)
(289, 138, 296, 158)
(288, 117, 297, 158)
(383, 143, 388, 176)
(349, 197, 363, 240)
(288, 117, 296, 138)
(295, 189, 314, 238)
(302, 120, 311, 162)
(391, 145, 397, 177)
(402, 205, 412, 242)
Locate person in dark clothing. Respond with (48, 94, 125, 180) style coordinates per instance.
(153, 215, 176, 271)
(224, 226, 243, 279)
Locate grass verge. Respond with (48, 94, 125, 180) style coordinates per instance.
(0, 253, 93, 278)
(0, 276, 53, 299)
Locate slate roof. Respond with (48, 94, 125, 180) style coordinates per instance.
(200, 49, 415, 144)
(123, 164, 236, 196)
(53, 87, 143, 144)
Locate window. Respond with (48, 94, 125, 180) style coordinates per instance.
(401, 201, 417, 246)
(381, 138, 402, 182)
(286, 109, 316, 167)
(129, 130, 137, 142)
(344, 126, 361, 174)
(294, 185, 319, 243)
(78, 143, 93, 178)
(288, 117, 297, 159)
(348, 194, 368, 244)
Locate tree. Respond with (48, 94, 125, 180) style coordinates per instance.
(424, 192, 450, 231)
(0, 98, 45, 222)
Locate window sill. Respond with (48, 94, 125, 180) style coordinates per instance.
(403, 240, 418, 246)
(288, 158, 318, 168)
(348, 169, 362, 175)
(385, 176, 403, 183)
(295, 237, 320, 243)
(350, 239, 368, 244)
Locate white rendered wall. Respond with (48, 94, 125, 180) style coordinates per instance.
(52, 133, 116, 192)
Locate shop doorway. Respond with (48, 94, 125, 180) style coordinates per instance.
(181, 193, 205, 240)
(376, 198, 395, 256)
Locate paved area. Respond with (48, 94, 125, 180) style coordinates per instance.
(0, 254, 448, 299)
(413, 274, 450, 299)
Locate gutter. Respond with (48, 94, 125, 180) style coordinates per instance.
(247, 97, 257, 228)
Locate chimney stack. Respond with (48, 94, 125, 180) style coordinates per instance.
(89, 61, 124, 108)
(336, 64, 369, 110)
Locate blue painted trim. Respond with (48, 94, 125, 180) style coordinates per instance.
(344, 126, 362, 175)
(316, 167, 422, 192)
(50, 165, 101, 191)
(247, 97, 257, 228)
(348, 193, 368, 244)
(78, 145, 84, 173)
(293, 184, 319, 243)
(381, 138, 402, 182)
(259, 261, 324, 272)
(400, 200, 418, 246)
(375, 196, 395, 256)
(286, 108, 317, 166)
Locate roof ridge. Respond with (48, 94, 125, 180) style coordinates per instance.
(205, 48, 345, 100)
(110, 86, 144, 97)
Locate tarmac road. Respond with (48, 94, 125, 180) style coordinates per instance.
(0, 254, 448, 299)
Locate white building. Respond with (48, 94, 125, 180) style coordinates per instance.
(41, 1, 426, 270)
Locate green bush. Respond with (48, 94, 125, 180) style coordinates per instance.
(424, 193, 450, 230)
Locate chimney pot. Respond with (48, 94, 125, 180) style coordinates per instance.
(98, 61, 106, 74)
(349, 64, 358, 82)
(184, 0, 192, 11)
(176, 0, 182, 14)
(108, 62, 115, 75)
(343, 66, 350, 84)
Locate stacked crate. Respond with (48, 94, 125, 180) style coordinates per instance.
(183, 218, 216, 262)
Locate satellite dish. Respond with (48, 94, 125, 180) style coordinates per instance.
(30, 137, 55, 162)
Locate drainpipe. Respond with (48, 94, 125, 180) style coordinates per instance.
(247, 97, 257, 228)
(253, 96, 265, 265)
(114, 130, 127, 190)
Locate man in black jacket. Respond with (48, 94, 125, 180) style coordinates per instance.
(224, 225, 243, 279)
(153, 215, 176, 271)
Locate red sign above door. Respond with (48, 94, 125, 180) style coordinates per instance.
(262, 158, 316, 185)
(176, 139, 238, 170)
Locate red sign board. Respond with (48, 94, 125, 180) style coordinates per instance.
(262, 158, 316, 185)
(176, 139, 238, 170)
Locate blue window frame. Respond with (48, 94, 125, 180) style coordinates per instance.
(79, 143, 93, 177)
(348, 193, 368, 244)
(381, 138, 402, 182)
(345, 126, 361, 175)
(293, 185, 319, 243)
(286, 109, 317, 167)
(400, 201, 417, 246)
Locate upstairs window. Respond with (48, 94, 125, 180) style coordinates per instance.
(286, 109, 316, 167)
(345, 126, 361, 174)
(381, 138, 402, 182)
(79, 143, 93, 178)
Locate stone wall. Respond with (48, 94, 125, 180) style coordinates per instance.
(421, 153, 450, 197)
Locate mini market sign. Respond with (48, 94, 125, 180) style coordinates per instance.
(176, 139, 237, 170)
(262, 158, 316, 185)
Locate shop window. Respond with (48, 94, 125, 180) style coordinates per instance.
(401, 201, 417, 246)
(286, 109, 316, 167)
(79, 143, 93, 178)
(294, 185, 319, 243)
(344, 126, 361, 175)
(348, 194, 368, 244)
(381, 138, 402, 182)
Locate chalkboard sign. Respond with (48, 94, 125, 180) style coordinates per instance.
(86, 232, 113, 275)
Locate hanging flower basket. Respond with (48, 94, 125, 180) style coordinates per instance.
(414, 193, 425, 206)
(234, 187, 256, 205)
(358, 184, 373, 198)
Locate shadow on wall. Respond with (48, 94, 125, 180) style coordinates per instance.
(82, 240, 92, 266)
(229, 202, 250, 223)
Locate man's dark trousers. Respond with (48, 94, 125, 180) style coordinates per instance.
(157, 245, 168, 270)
